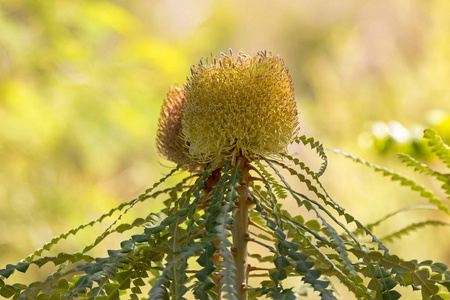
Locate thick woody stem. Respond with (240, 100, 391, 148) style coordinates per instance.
(232, 157, 250, 300)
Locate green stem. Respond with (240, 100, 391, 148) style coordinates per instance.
(232, 157, 250, 300)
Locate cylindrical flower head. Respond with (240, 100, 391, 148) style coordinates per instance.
(157, 85, 202, 171)
(182, 50, 299, 164)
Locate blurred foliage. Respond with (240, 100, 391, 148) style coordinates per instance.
(1, 0, 450, 295)
(1, 128, 449, 299)
(359, 111, 450, 158)
(0, 0, 199, 265)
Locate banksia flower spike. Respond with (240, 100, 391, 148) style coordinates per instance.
(157, 85, 202, 171)
(182, 50, 299, 166)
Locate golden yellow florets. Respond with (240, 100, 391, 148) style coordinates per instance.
(181, 50, 299, 164)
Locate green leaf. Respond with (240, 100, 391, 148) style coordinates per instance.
(381, 220, 450, 243)
(274, 229, 286, 240)
(15, 263, 29, 273)
(382, 290, 401, 300)
(331, 148, 450, 215)
(0, 285, 18, 298)
(440, 280, 450, 291)
(421, 283, 440, 298)
(295, 261, 315, 274)
(0, 266, 15, 278)
(366, 205, 439, 232)
(104, 282, 120, 299)
(116, 270, 132, 290)
(305, 220, 321, 231)
(368, 278, 383, 291)
(344, 214, 355, 223)
(319, 290, 339, 300)
(382, 255, 415, 274)
(424, 129, 450, 169)
(58, 279, 70, 289)
(379, 278, 397, 291)
(313, 280, 337, 300)
(195, 261, 215, 282)
(364, 264, 391, 279)
(397, 153, 447, 182)
(302, 269, 322, 284)
(431, 262, 448, 273)
(131, 234, 149, 243)
(445, 271, 450, 280)
(274, 256, 291, 270)
(120, 240, 135, 252)
(115, 224, 131, 233)
(412, 269, 430, 286)
(193, 276, 215, 299)
(272, 289, 297, 300)
(292, 135, 328, 177)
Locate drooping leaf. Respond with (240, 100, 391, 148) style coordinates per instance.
(331, 148, 450, 215)
(424, 129, 450, 169)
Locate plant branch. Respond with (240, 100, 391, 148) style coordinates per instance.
(232, 157, 251, 299)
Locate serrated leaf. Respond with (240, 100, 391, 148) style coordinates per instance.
(274, 256, 291, 270)
(319, 289, 338, 300)
(295, 261, 315, 275)
(379, 278, 397, 291)
(291, 135, 328, 177)
(272, 289, 297, 300)
(424, 129, 450, 169)
(193, 277, 215, 299)
(302, 269, 322, 284)
(274, 229, 286, 240)
(278, 240, 299, 255)
(331, 148, 450, 215)
(381, 220, 450, 243)
(195, 261, 215, 282)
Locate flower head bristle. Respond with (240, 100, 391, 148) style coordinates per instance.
(181, 50, 299, 165)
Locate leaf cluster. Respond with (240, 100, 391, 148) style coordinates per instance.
(1, 133, 449, 299)
(332, 129, 450, 243)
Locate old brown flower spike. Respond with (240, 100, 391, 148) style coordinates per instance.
(157, 85, 202, 171)
(182, 50, 299, 166)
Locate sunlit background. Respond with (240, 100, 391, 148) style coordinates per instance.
(1, 0, 450, 298)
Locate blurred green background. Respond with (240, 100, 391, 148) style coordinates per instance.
(1, 0, 450, 296)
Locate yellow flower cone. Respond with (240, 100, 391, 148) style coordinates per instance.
(182, 50, 299, 165)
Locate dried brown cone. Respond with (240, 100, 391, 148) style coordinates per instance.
(157, 85, 202, 171)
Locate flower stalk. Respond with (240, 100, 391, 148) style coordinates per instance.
(232, 157, 251, 300)
(157, 49, 299, 299)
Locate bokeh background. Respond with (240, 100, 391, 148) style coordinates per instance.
(1, 0, 450, 298)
